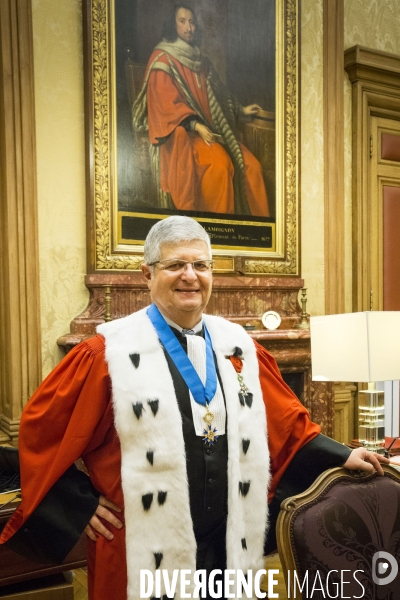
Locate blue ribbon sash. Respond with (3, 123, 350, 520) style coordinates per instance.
(147, 303, 217, 407)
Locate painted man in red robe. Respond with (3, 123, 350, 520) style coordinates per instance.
(133, 4, 270, 216)
(0, 217, 387, 600)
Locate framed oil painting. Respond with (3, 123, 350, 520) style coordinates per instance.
(84, 0, 299, 274)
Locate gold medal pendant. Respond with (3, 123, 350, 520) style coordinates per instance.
(203, 404, 214, 427)
(202, 403, 218, 446)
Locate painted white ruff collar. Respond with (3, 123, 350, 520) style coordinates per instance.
(97, 308, 270, 600)
(155, 38, 202, 72)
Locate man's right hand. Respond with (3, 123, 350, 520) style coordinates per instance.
(194, 123, 217, 146)
(84, 495, 123, 541)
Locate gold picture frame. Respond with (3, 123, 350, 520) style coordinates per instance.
(84, 0, 299, 275)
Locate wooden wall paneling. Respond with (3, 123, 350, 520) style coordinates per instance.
(345, 49, 400, 441)
(368, 115, 381, 310)
(0, 0, 41, 442)
(362, 116, 400, 311)
(344, 46, 400, 312)
(383, 185, 400, 310)
(372, 117, 400, 310)
(323, 0, 345, 315)
(323, 0, 349, 441)
(333, 382, 356, 444)
(381, 132, 400, 161)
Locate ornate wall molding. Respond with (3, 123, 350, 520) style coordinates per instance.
(0, 0, 41, 441)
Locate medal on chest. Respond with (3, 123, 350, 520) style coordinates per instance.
(202, 404, 218, 446)
(147, 304, 219, 445)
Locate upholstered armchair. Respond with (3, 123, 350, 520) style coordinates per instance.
(277, 465, 400, 599)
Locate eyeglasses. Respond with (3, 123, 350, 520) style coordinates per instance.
(148, 259, 214, 272)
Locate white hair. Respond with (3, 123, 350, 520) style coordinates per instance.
(143, 216, 212, 265)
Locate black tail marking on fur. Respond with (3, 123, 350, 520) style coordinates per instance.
(129, 353, 140, 368)
(154, 552, 163, 569)
(245, 393, 253, 408)
(148, 399, 159, 416)
(132, 402, 144, 419)
(239, 481, 250, 497)
(142, 493, 153, 511)
(242, 439, 250, 454)
(158, 491, 167, 505)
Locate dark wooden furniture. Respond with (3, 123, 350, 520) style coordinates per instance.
(0, 501, 86, 588)
(0, 575, 74, 600)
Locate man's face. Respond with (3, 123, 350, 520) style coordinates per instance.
(175, 8, 196, 44)
(142, 240, 212, 328)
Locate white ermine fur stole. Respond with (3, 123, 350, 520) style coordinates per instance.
(98, 309, 270, 600)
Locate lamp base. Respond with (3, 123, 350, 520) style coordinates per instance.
(357, 388, 385, 454)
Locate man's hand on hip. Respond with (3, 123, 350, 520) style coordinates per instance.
(85, 495, 123, 541)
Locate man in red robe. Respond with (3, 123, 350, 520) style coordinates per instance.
(133, 4, 270, 216)
(0, 217, 387, 600)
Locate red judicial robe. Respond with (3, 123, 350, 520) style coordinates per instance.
(0, 336, 319, 600)
(145, 50, 270, 217)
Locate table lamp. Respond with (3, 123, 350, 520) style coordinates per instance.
(310, 311, 400, 453)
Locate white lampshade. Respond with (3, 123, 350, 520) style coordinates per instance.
(310, 311, 400, 382)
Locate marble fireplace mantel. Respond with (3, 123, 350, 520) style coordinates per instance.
(57, 274, 333, 436)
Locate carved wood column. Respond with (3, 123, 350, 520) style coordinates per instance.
(323, 0, 345, 315)
(0, 0, 41, 442)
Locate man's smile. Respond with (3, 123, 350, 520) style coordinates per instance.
(142, 240, 213, 328)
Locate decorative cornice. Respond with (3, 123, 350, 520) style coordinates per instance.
(345, 45, 400, 88)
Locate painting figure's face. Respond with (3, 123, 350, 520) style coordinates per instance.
(175, 8, 196, 45)
(142, 239, 213, 329)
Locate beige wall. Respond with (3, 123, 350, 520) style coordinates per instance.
(344, 0, 400, 52)
(32, 0, 400, 377)
(32, 0, 88, 376)
(300, 0, 325, 316)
